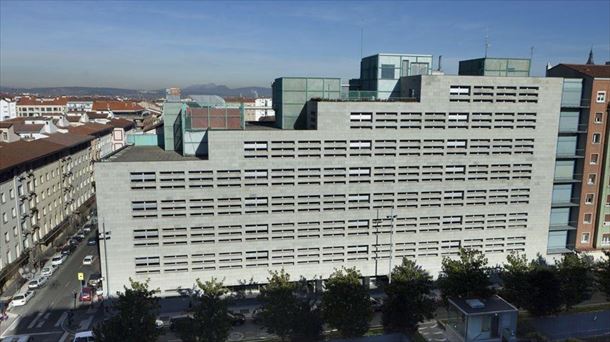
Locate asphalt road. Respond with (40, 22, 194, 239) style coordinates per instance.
(0, 226, 103, 342)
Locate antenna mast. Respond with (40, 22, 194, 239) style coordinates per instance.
(360, 27, 364, 59)
(484, 27, 490, 57)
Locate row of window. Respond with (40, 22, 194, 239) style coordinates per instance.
(130, 211, 529, 247)
(349, 111, 537, 129)
(132, 235, 528, 274)
(449, 85, 539, 103)
(129, 163, 533, 190)
(130, 188, 531, 218)
(243, 138, 536, 159)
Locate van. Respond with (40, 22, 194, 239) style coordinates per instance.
(73, 330, 94, 342)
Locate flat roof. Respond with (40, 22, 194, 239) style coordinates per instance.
(448, 295, 517, 316)
(104, 145, 204, 163)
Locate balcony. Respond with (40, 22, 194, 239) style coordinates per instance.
(551, 197, 580, 207)
(549, 222, 578, 231)
(553, 174, 582, 183)
(556, 149, 585, 159)
(558, 124, 588, 134)
(561, 99, 590, 109)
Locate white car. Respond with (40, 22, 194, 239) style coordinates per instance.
(40, 265, 56, 277)
(73, 331, 94, 342)
(10, 291, 34, 307)
(28, 276, 48, 289)
(51, 254, 67, 266)
(82, 255, 95, 265)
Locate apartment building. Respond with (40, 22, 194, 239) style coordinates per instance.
(95, 71, 562, 296)
(0, 97, 17, 121)
(0, 122, 117, 289)
(547, 63, 610, 251)
(17, 97, 68, 117)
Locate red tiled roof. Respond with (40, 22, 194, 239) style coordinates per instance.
(559, 64, 610, 78)
(109, 118, 135, 130)
(67, 123, 113, 137)
(0, 122, 14, 128)
(12, 124, 44, 134)
(86, 112, 109, 119)
(92, 101, 144, 112)
(66, 116, 81, 122)
(0, 139, 66, 173)
(44, 132, 93, 147)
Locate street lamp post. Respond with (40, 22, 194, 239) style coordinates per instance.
(372, 210, 381, 278)
(387, 209, 397, 284)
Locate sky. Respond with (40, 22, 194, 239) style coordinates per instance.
(0, 0, 609, 90)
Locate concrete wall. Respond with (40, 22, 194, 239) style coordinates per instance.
(95, 75, 562, 296)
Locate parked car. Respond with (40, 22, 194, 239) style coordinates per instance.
(10, 291, 34, 307)
(82, 255, 95, 265)
(88, 273, 102, 287)
(40, 264, 57, 277)
(370, 297, 383, 312)
(50, 254, 67, 266)
(169, 315, 194, 332)
(82, 224, 93, 233)
(72, 331, 94, 342)
(79, 287, 93, 302)
(228, 311, 245, 326)
(28, 276, 49, 289)
(86, 237, 97, 246)
(60, 244, 76, 256)
(73, 232, 85, 241)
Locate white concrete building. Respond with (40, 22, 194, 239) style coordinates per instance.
(0, 97, 17, 121)
(95, 74, 563, 296)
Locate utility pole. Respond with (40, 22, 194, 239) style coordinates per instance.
(372, 209, 381, 278)
(387, 209, 397, 284)
(101, 218, 110, 298)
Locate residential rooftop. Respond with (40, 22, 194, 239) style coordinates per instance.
(104, 145, 204, 163)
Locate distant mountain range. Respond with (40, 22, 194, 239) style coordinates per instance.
(0, 83, 272, 99)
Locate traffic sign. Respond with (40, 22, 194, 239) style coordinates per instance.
(77, 272, 84, 281)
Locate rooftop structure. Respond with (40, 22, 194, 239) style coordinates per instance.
(458, 57, 531, 77)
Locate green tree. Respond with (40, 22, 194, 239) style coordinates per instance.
(500, 253, 531, 308)
(595, 251, 610, 301)
(522, 259, 562, 316)
(437, 248, 492, 300)
(257, 270, 298, 341)
(382, 258, 436, 333)
(291, 299, 323, 342)
(94, 279, 160, 342)
(174, 278, 232, 342)
(321, 267, 372, 338)
(556, 253, 594, 309)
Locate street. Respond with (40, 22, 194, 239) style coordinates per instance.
(0, 224, 103, 342)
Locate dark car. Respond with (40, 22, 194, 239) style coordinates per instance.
(86, 237, 97, 246)
(73, 232, 85, 241)
(60, 244, 76, 256)
(88, 273, 102, 287)
(228, 311, 245, 326)
(169, 315, 194, 332)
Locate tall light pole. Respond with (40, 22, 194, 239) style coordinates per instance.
(372, 209, 381, 278)
(387, 209, 397, 284)
(100, 218, 110, 298)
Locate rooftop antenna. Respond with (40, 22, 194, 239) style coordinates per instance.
(437, 55, 443, 71)
(530, 46, 535, 59)
(484, 27, 490, 57)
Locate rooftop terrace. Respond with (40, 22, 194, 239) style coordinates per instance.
(104, 145, 205, 163)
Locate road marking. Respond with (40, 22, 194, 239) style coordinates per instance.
(64, 283, 70, 288)
(27, 311, 44, 329)
(0, 314, 20, 338)
(58, 331, 70, 342)
(79, 315, 94, 330)
(54, 312, 68, 327)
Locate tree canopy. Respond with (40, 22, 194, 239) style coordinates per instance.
(321, 267, 372, 338)
(382, 258, 436, 333)
(437, 248, 493, 300)
(94, 279, 160, 342)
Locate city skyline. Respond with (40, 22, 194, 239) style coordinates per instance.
(1, 0, 609, 89)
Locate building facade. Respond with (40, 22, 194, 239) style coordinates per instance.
(0, 97, 17, 121)
(547, 63, 610, 251)
(17, 97, 68, 117)
(95, 74, 562, 296)
(359, 53, 433, 99)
